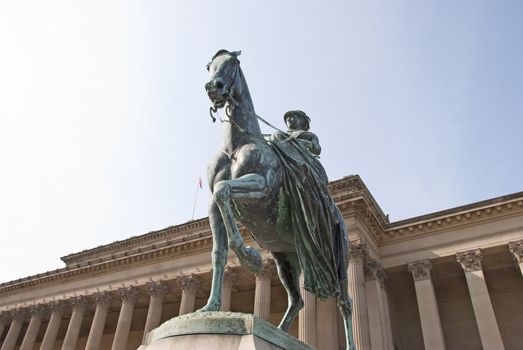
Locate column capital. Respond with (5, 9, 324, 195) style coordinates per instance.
(48, 300, 68, 313)
(349, 240, 368, 262)
(456, 249, 483, 272)
(9, 308, 27, 321)
(176, 274, 203, 292)
(363, 257, 381, 277)
(364, 258, 388, 288)
(69, 296, 89, 311)
(509, 240, 523, 263)
(255, 258, 276, 279)
(146, 281, 170, 297)
(93, 291, 113, 306)
(224, 266, 241, 285)
(407, 259, 433, 281)
(28, 304, 47, 318)
(0, 311, 10, 322)
(118, 286, 139, 303)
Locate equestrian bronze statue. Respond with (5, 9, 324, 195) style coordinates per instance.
(201, 49, 355, 350)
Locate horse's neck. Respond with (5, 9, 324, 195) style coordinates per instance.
(222, 70, 261, 155)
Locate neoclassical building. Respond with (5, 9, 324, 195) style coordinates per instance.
(1, 175, 522, 350)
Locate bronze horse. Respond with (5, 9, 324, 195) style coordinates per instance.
(200, 50, 355, 350)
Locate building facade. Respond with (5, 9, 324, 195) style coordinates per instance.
(1, 175, 522, 350)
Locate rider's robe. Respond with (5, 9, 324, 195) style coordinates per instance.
(269, 133, 348, 299)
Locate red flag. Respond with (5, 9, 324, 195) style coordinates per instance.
(198, 177, 203, 189)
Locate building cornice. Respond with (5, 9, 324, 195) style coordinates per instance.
(60, 218, 212, 266)
(2, 175, 522, 296)
(381, 193, 523, 243)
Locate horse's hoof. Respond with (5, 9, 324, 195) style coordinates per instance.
(239, 246, 262, 272)
(197, 302, 220, 312)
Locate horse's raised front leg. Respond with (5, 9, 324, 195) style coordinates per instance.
(213, 173, 266, 272)
(272, 252, 303, 331)
(198, 199, 228, 312)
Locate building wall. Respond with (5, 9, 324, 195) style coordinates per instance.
(1, 176, 523, 350)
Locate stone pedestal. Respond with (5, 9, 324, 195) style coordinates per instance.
(140, 312, 312, 350)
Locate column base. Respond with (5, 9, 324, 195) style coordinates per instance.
(140, 311, 312, 350)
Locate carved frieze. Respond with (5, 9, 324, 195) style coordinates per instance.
(407, 259, 433, 281)
(456, 249, 483, 272)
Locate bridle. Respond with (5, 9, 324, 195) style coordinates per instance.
(208, 54, 241, 123)
(207, 54, 286, 136)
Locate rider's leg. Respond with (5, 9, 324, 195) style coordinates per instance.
(213, 173, 269, 272)
(199, 199, 229, 312)
(272, 252, 303, 331)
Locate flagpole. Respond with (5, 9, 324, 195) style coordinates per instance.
(191, 186, 199, 220)
(191, 177, 203, 220)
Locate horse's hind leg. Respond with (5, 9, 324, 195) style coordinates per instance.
(199, 200, 228, 312)
(338, 273, 356, 350)
(272, 252, 304, 331)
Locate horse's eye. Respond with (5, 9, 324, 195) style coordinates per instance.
(206, 64, 210, 71)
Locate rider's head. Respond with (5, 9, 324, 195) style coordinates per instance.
(284, 110, 310, 131)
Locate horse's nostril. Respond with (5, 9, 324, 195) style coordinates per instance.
(215, 81, 224, 89)
(205, 82, 212, 91)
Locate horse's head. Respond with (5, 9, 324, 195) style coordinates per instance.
(205, 50, 241, 109)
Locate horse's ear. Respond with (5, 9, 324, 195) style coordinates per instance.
(230, 50, 242, 57)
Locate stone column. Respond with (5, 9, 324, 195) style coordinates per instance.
(407, 259, 446, 350)
(509, 240, 523, 277)
(143, 281, 169, 343)
(348, 240, 371, 350)
(0, 313, 7, 340)
(456, 250, 505, 350)
(298, 274, 317, 348)
(254, 259, 275, 320)
(61, 296, 88, 350)
(40, 301, 66, 350)
(20, 305, 45, 350)
(177, 275, 202, 315)
(111, 287, 138, 350)
(1, 310, 25, 350)
(85, 292, 112, 350)
(317, 298, 339, 350)
(364, 259, 387, 350)
(221, 267, 240, 312)
(379, 270, 394, 350)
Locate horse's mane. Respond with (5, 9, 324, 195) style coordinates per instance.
(211, 49, 241, 61)
(212, 49, 230, 60)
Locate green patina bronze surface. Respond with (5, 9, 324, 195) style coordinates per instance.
(195, 50, 356, 350)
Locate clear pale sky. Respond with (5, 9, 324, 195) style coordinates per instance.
(1, 1, 522, 283)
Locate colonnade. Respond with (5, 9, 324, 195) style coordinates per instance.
(0, 257, 281, 350)
(1, 239, 522, 350)
(405, 241, 523, 350)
